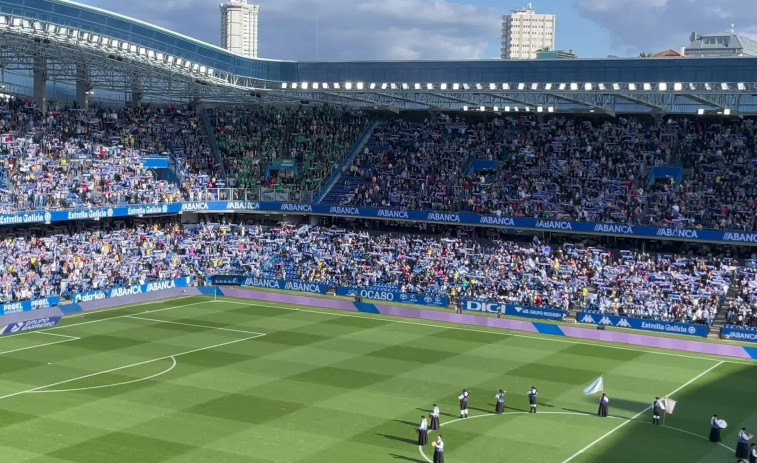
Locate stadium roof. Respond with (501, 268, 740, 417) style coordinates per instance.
(2, 0, 757, 114)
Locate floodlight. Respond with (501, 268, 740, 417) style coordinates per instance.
(724, 108, 731, 115)
(659, 83, 667, 91)
(504, 106, 511, 112)
(705, 83, 713, 90)
(628, 83, 637, 91)
(537, 106, 544, 112)
(401, 83, 409, 90)
(612, 83, 620, 91)
(426, 83, 433, 90)
(148, 50, 155, 59)
(570, 83, 578, 91)
(493, 106, 499, 112)
(517, 83, 525, 90)
(462, 83, 470, 90)
(531, 83, 538, 90)
(291, 83, 298, 89)
(345, 82, 352, 90)
(166, 56, 174, 64)
(643, 83, 652, 91)
(207, 68, 214, 76)
(598, 83, 606, 91)
(301, 82, 308, 89)
(545, 83, 553, 90)
(737, 82, 746, 90)
(502, 83, 510, 90)
(381, 83, 388, 90)
(0, 17, 7, 26)
(390, 83, 397, 89)
(369, 83, 376, 89)
(673, 82, 683, 91)
(697, 108, 705, 115)
(720, 83, 729, 90)
(440, 83, 448, 90)
(356, 82, 364, 90)
(514, 106, 520, 112)
(199, 65, 207, 73)
(414, 83, 421, 90)
(312, 83, 319, 89)
(489, 83, 497, 90)
(175, 58, 183, 66)
(479, 106, 485, 112)
(11, 18, 21, 27)
(322, 83, 329, 89)
(453, 83, 460, 90)
(558, 83, 567, 90)
(476, 83, 483, 90)
(334, 83, 341, 89)
(548, 106, 555, 113)
(463, 105, 469, 111)
(139, 47, 147, 56)
(584, 83, 593, 91)
(129, 44, 137, 53)
(688, 83, 696, 91)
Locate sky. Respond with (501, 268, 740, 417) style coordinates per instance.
(76, 0, 757, 61)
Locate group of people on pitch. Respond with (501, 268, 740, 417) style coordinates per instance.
(415, 389, 756, 462)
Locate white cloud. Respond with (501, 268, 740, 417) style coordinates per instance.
(79, 0, 501, 61)
(573, 0, 757, 53)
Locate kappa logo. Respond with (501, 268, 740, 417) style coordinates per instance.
(598, 316, 613, 325)
(580, 314, 596, 324)
(616, 318, 632, 328)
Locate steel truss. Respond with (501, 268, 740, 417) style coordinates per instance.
(1, 12, 756, 114)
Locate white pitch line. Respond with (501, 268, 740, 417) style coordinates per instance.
(416, 410, 735, 462)
(31, 331, 80, 340)
(29, 356, 178, 394)
(0, 332, 265, 401)
(0, 338, 78, 356)
(560, 360, 724, 463)
(223, 300, 756, 366)
(125, 315, 266, 335)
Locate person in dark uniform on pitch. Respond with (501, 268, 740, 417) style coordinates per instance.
(528, 386, 538, 413)
(737, 428, 754, 462)
(750, 443, 757, 463)
(652, 397, 665, 425)
(709, 414, 723, 442)
(597, 393, 609, 417)
(459, 389, 469, 419)
(430, 404, 440, 431)
(417, 415, 428, 446)
(495, 389, 505, 414)
(432, 434, 445, 463)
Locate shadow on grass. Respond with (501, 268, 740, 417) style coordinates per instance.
(380, 434, 419, 446)
(389, 453, 426, 463)
(395, 419, 420, 427)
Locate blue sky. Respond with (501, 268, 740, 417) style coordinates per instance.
(78, 0, 757, 61)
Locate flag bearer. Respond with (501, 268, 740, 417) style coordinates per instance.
(652, 397, 665, 425)
(597, 393, 609, 417)
(528, 386, 538, 413)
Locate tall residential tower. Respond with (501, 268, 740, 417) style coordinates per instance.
(501, 3, 555, 60)
(220, 0, 259, 58)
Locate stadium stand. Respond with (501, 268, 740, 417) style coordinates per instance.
(322, 115, 757, 232)
(0, 216, 734, 326)
(210, 105, 367, 199)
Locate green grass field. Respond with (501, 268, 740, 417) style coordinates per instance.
(0, 296, 754, 463)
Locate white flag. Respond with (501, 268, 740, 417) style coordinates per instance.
(582, 376, 604, 395)
(662, 398, 677, 414)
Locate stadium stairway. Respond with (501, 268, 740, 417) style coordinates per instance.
(314, 118, 380, 204)
(708, 274, 741, 339)
(201, 107, 227, 180)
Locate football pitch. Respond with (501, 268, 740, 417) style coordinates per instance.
(0, 296, 754, 463)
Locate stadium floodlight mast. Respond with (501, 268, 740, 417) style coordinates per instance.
(584, 83, 593, 91)
(414, 83, 421, 90)
(312, 83, 319, 89)
(381, 83, 388, 90)
(598, 83, 605, 91)
(545, 83, 553, 90)
(345, 82, 352, 90)
(643, 83, 652, 91)
(322, 83, 329, 89)
(453, 83, 460, 90)
(333, 83, 341, 89)
(737, 82, 747, 90)
(489, 83, 497, 90)
(570, 83, 579, 91)
(517, 83, 525, 90)
(440, 83, 448, 90)
(502, 83, 510, 90)
(475, 83, 483, 90)
(612, 83, 620, 91)
(673, 82, 683, 91)
(356, 82, 364, 90)
(659, 83, 668, 91)
(369, 83, 376, 89)
(721, 83, 729, 90)
(426, 83, 433, 90)
(463, 83, 470, 90)
(628, 83, 637, 91)
(558, 83, 567, 91)
(301, 82, 308, 89)
(531, 83, 539, 90)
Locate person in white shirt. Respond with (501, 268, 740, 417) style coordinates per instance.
(417, 416, 428, 446)
(430, 404, 440, 430)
